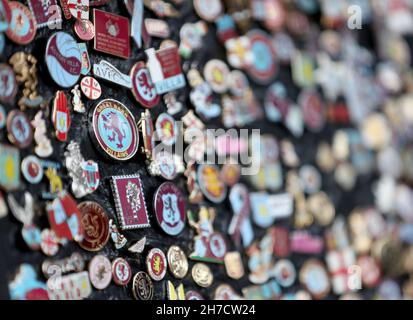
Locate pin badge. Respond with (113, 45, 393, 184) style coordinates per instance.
(89, 255, 112, 290)
(167, 281, 185, 300)
(144, 18, 170, 38)
(40, 229, 59, 256)
(167, 245, 188, 279)
(89, 99, 139, 161)
(93, 9, 130, 59)
(214, 284, 244, 300)
(0, 0, 11, 32)
(9, 264, 48, 300)
(74, 18, 95, 41)
(28, 0, 62, 29)
(7, 110, 33, 148)
(130, 61, 160, 108)
(186, 290, 204, 300)
(224, 251, 245, 280)
(111, 174, 150, 230)
(192, 263, 213, 288)
(0, 63, 17, 104)
(148, 150, 184, 181)
(31, 111, 53, 158)
(81, 76, 101, 100)
(153, 182, 186, 236)
(78, 43, 91, 75)
(179, 21, 207, 58)
(128, 236, 146, 254)
(78, 201, 109, 251)
(5, 1, 37, 45)
(155, 113, 178, 146)
(109, 219, 128, 249)
(67, 0, 89, 20)
(197, 164, 227, 204)
(132, 271, 154, 300)
(299, 259, 330, 299)
(52, 91, 71, 142)
(45, 32, 82, 88)
(93, 60, 132, 88)
(42, 252, 85, 278)
(112, 258, 132, 286)
(71, 85, 85, 113)
(203, 59, 230, 94)
(274, 259, 296, 288)
(21, 155, 43, 184)
(146, 248, 167, 281)
(193, 0, 223, 22)
(47, 271, 92, 300)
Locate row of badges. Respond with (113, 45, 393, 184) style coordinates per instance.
(2, 0, 413, 300)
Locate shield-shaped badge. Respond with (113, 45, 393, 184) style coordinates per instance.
(81, 160, 100, 192)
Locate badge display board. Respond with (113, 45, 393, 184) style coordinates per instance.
(0, 1, 412, 301)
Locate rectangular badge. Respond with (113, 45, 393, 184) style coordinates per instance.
(111, 174, 150, 230)
(93, 9, 130, 59)
(47, 271, 92, 300)
(0, 144, 20, 191)
(28, 0, 63, 29)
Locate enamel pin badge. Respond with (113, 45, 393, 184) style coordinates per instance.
(93, 60, 132, 88)
(52, 91, 71, 142)
(67, 0, 89, 20)
(130, 61, 160, 108)
(111, 174, 150, 230)
(5, 2, 37, 45)
(0, 143, 20, 191)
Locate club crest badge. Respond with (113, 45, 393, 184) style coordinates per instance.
(187, 207, 227, 264)
(45, 32, 82, 88)
(112, 257, 132, 286)
(21, 155, 43, 184)
(146, 248, 167, 281)
(0, 0, 11, 32)
(7, 110, 33, 148)
(67, 0, 89, 20)
(111, 174, 150, 230)
(81, 76, 101, 100)
(28, 0, 62, 29)
(5, 2, 37, 45)
(88, 255, 112, 290)
(81, 160, 100, 193)
(78, 43, 91, 75)
(154, 182, 186, 236)
(78, 201, 109, 251)
(155, 113, 178, 146)
(47, 271, 92, 300)
(93, 60, 132, 88)
(46, 191, 83, 242)
(197, 164, 227, 204)
(75, 19, 94, 41)
(0, 143, 20, 191)
(132, 271, 154, 300)
(52, 91, 71, 142)
(0, 63, 17, 104)
(130, 61, 160, 108)
(90, 99, 139, 161)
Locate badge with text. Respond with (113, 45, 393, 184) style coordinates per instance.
(93, 60, 132, 88)
(5, 2, 36, 45)
(28, 0, 62, 29)
(146, 248, 167, 281)
(81, 76, 101, 100)
(130, 61, 159, 108)
(78, 201, 109, 251)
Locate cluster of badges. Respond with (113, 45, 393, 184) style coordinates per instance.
(3, 0, 413, 302)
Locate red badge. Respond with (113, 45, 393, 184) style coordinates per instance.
(52, 91, 71, 142)
(111, 174, 150, 230)
(74, 18, 95, 41)
(28, 0, 62, 29)
(0, 63, 17, 103)
(112, 258, 132, 286)
(146, 248, 167, 281)
(67, 0, 89, 20)
(59, 0, 72, 19)
(298, 89, 326, 132)
(130, 61, 159, 108)
(81, 76, 101, 100)
(93, 9, 130, 59)
(5, 2, 37, 45)
(7, 110, 33, 148)
(40, 229, 59, 256)
(154, 182, 186, 236)
(270, 227, 290, 257)
(46, 192, 83, 242)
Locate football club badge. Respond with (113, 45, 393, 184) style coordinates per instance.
(22, 225, 41, 251)
(89, 255, 112, 290)
(250, 192, 275, 228)
(40, 228, 59, 256)
(179, 21, 207, 58)
(299, 259, 331, 299)
(146, 248, 167, 281)
(111, 174, 150, 230)
(326, 248, 357, 295)
(130, 61, 160, 108)
(71, 85, 85, 113)
(269, 227, 290, 257)
(274, 259, 296, 288)
(0, 143, 20, 191)
(42, 253, 85, 279)
(112, 258, 132, 286)
(224, 252, 245, 280)
(186, 290, 204, 300)
(31, 111, 53, 158)
(246, 30, 277, 84)
(148, 150, 185, 181)
(144, 18, 170, 38)
(47, 271, 92, 300)
(298, 89, 326, 132)
(145, 46, 186, 94)
(7, 110, 33, 148)
(221, 162, 241, 186)
(5, 2, 36, 45)
(264, 82, 291, 123)
(52, 91, 71, 142)
(81, 76, 101, 100)
(203, 59, 230, 93)
(0, 0, 11, 32)
(45, 32, 82, 88)
(228, 184, 254, 248)
(21, 155, 43, 184)
(167, 245, 189, 279)
(214, 284, 244, 300)
(167, 281, 185, 300)
(93, 60, 132, 88)
(74, 18, 94, 41)
(192, 263, 213, 288)
(81, 160, 100, 193)
(155, 113, 178, 146)
(93, 9, 130, 59)
(28, 0, 62, 29)
(47, 191, 83, 242)
(9, 264, 48, 300)
(299, 164, 322, 194)
(187, 207, 227, 264)
(291, 231, 324, 254)
(78, 43, 91, 75)
(0, 63, 17, 103)
(216, 14, 237, 43)
(68, 0, 89, 20)
(90, 99, 139, 161)
(109, 219, 127, 249)
(132, 272, 154, 300)
(128, 236, 146, 255)
(272, 32, 295, 64)
(153, 182, 186, 236)
(42, 165, 63, 199)
(60, 0, 72, 19)
(197, 164, 227, 204)
(193, 0, 223, 22)
(78, 201, 109, 251)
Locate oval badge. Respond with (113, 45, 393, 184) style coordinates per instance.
(90, 99, 139, 161)
(7, 110, 33, 148)
(130, 61, 160, 108)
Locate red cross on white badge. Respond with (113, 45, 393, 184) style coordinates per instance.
(81, 76, 102, 100)
(68, 0, 89, 20)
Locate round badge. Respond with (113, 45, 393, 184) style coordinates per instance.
(90, 99, 139, 161)
(0, 104, 6, 129)
(45, 32, 82, 88)
(299, 259, 330, 299)
(192, 263, 213, 288)
(272, 32, 295, 64)
(152, 151, 179, 180)
(130, 61, 160, 108)
(22, 224, 41, 250)
(7, 110, 33, 148)
(265, 82, 291, 122)
(185, 290, 204, 300)
(197, 164, 227, 204)
(155, 113, 178, 146)
(132, 272, 154, 300)
(0, 0, 12, 32)
(298, 90, 326, 132)
(0, 64, 17, 103)
(40, 229, 59, 257)
(203, 59, 230, 93)
(228, 70, 250, 97)
(154, 182, 186, 236)
(299, 165, 322, 195)
(74, 19, 95, 41)
(357, 255, 381, 288)
(5, 2, 36, 45)
(307, 192, 335, 226)
(78, 201, 110, 252)
(81, 76, 102, 100)
(21, 155, 43, 184)
(246, 30, 277, 84)
(193, 0, 223, 22)
(146, 248, 167, 281)
(220, 162, 241, 187)
(89, 255, 112, 290)
(112, 258, 132, 286)
(167, 245, 188, 279)
(274, 259, 296, 288)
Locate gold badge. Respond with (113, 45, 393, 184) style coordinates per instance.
(192, 263, 213, 288)
(167, 245, 188, 279)
(224, 252, 244, 280)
